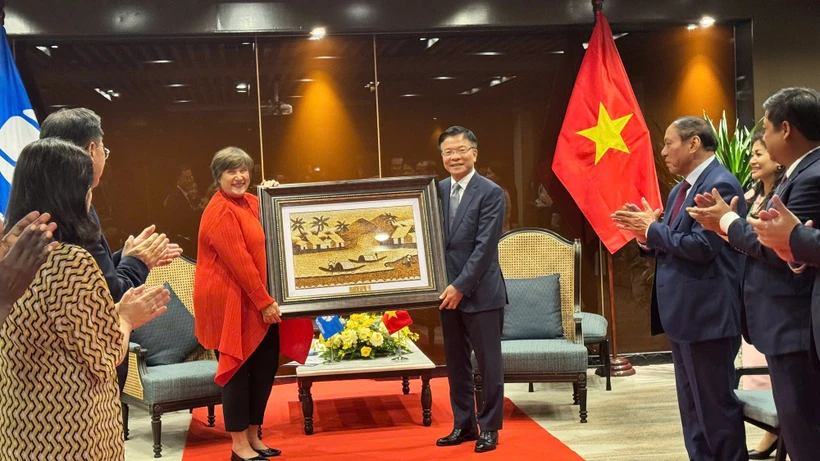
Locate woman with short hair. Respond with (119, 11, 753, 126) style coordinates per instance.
(194, 146, 312, 461)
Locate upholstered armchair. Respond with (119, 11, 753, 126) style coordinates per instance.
(473, 228, 589, 423)
(121, 256, 222, 458)
(734, 366, 786, 461)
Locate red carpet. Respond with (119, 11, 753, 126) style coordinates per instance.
(183, 377, 584, 460)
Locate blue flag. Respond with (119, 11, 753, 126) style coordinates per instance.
(316, 315, 344, 339)
(0, 26, 40, 218)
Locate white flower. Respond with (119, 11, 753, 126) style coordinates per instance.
(370, 332, 384, 347)
(341, 329, 358, 344)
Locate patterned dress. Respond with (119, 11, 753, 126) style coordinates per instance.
(0, 244, 124, 460)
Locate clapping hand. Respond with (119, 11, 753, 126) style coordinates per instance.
(686, 188, 739, 234)
(117, 285, 170, 330)
(611, 198, 661, 244)
(748, 195, 809, 262)
(0, 212, 59, 308)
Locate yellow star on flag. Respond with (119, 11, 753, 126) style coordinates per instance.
(576, 102, 633, 164)
(384, 311, 397, 318)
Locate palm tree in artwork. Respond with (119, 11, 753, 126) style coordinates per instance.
(335, 220, 350, 233)
(290, 217, 307, 237)
(312, 215, 329, 232)
(384, 213, 398, 226)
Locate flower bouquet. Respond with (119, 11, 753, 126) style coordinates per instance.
(317, 313, 419, 361)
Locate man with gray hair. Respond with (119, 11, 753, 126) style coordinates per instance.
(39, 107, 182, 391)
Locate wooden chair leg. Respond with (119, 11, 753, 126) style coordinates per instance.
(150, 410, 163, 458)
(474, 373, 485, 413)
(122, 403, 129, 440)
(603, 339, 612, 391)
(572, 381, 579, 405)
(578, 373, 588, 423)
(528, 382, 534, 392)
(207, 405, 216, 427)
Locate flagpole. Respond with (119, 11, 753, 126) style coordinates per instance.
(589, 0, 635, 377)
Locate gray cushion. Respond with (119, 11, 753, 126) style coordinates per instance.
(141, 360, 221, 402)
(735, 390, 779, 428)
(502, 274, 563, 340)
(472, 339, 587, 374)
(580, 312, 608, 344)
(131, 283, 200, 366)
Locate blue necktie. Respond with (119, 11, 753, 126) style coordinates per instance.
(449, 183, 461, 230)
(766, 175, 791, 209)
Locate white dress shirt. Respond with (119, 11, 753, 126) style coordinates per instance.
(450, 168, 476, 205)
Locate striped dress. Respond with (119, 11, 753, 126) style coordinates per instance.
(0, 244, 124, 460)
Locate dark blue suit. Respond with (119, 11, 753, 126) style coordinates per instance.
(85, 206, 150, 392)
(728, 147, 820, 461)
(439, 172, 507, 432)
(642, 159, 747, 461)
(790, 223, 820, 367)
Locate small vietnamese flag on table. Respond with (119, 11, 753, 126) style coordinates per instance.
(382, 310, 413, 335)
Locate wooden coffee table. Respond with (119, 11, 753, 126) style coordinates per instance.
(295, 341, 435, 435)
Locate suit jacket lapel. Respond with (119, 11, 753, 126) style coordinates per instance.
(671, 160, 719, 229)
(448, 173, 480, 241)
(441, 178, 452, 244)
(786, 147, 820, 187)
(662, 183, 681, 226)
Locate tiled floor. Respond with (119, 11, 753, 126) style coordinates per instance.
(124, 364, 769, 461)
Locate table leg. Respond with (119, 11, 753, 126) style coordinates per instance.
(402, 376, 410, 395)
(299, 379, 314, 435)
(421, 372, 432, 426)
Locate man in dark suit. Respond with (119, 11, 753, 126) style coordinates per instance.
(435, 126, 507, 453)
(613, 116, 747, 461)
(39, 108, 180, 391)
(690, 87, 820, 461)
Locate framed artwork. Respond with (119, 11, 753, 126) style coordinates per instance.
(258, 176, 447, 318)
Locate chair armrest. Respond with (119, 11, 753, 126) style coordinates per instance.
(734, 366, 769, 389)
(122, 342, 150, 401)
(573, 314, 584, 345)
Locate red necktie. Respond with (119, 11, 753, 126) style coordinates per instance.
(668, 181, 691, 224)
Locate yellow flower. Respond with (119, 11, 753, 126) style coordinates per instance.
(357, 327, 371, 341)
(331, 336, 342, 348)
(370, 332, 384, 347)
(361, 346, 372, 357)
(341, 329, 358, 344)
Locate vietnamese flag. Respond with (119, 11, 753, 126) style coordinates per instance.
(552, 11, 661, 253)
(382, 310, 413, 335)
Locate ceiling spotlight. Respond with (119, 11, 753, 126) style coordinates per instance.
(35, 46, 52, 57)
(473, 51, 504, 56)
(173, 99, 193, 103)
(400, 94, 421, 98)
(687, 24, 698, 31)
(426, 38, 440, 49)
(296, 79, 314, 82)
(166, 83, 186, 88)
(458, 87, 481, 96)
(310, 27, 327, 40)
(94, 88, 112, 101)
(419, 37, 427, 41)
(699, 16, 716, 28)
(433, 76, 456, 80)
(112, 92, 121, 98)
(50, 104, 70, 108)
(241, 41, 252, 46)
(50, 45, 59, 49)
(236, 82, 249, 90)
(314, 167, 321, 172)
(288, 95, 303, 99)
(549, 50, 565, 54)
(314, 56, 340, 60)
(145, 59, 174, 64)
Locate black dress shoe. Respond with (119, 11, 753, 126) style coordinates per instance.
(748, 438, 777, 459)
(436, 428, 479, 446)
(231, 451, 268, 461)
(475, 431, 498, 453)
(255, 447, 281, 457)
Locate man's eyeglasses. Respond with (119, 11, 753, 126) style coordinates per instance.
(441, 146, 476, 158)
(103, 147, 110, 160)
